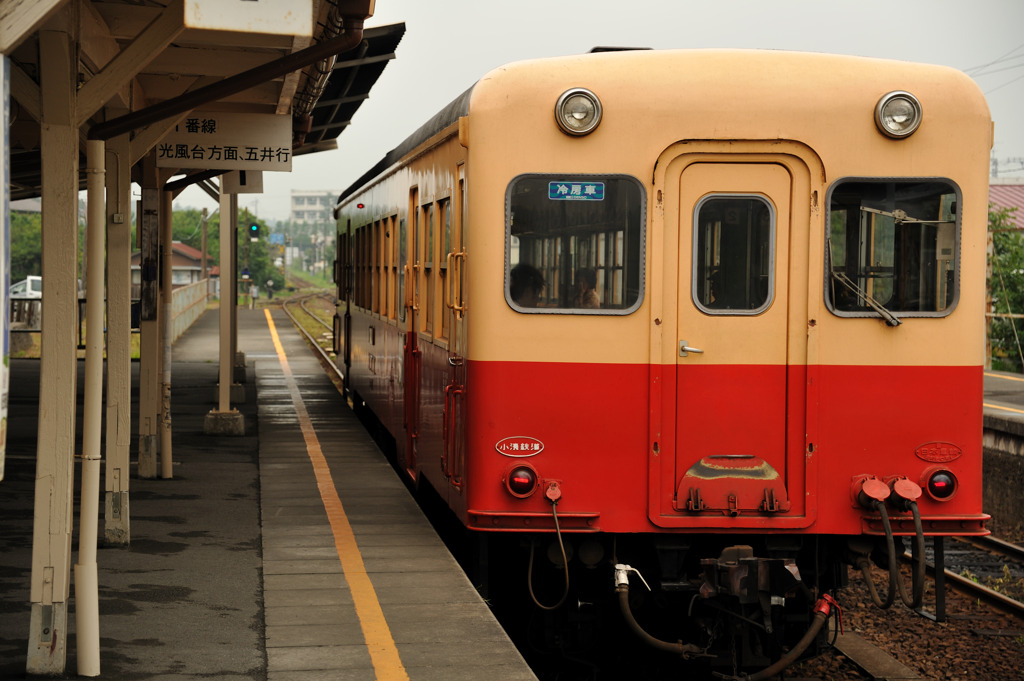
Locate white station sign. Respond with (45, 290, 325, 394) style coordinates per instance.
(184, 0, 313, 37)
(157, 112, 292, 172)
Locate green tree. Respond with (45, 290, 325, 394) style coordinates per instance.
(10, 211, 43, 283)
(989, 205, 1024, 371)
(164, 207, 221, 266)
(172, 207, 213, 251)
(236, 213, 284, 296)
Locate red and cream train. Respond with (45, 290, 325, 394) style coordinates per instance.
(332, 49, 991, 675)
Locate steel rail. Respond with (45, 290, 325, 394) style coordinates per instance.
(298, 294, 334, 333)
(282, 296, 343, 387)
(905, 536, 1024, 619)
(938, 568, 1024, 619)
(954, 534, 1024, 563)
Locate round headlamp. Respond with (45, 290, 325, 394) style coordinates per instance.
(875, 91, 922, 139)
(555, 88, 602, 136)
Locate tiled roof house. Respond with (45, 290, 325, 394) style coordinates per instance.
(989, 179, 1024, 229)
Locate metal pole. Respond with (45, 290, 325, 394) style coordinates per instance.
(138, 167, 161, 478)
(231, 197, 238, 378)
(934, 536, 946, 622)
(76, 138, 105, 678)
(218, 190, 233, 412)
(201, 208, 209, 282)
(160, 190, 173, 478)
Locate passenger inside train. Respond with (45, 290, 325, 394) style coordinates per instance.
(510, 263, 546, 308)
(572, 268, 600, 309)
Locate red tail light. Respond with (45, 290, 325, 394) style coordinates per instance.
(926, 470, 957, 501)
(506, 465, 538, 498)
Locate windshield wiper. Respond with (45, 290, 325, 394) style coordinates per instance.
(860, 206, 955, 227)
(826, 240, 902, 327)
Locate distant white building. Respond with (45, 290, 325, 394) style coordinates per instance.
(290, 190, 335, 274)
(290, 190, 335, 226)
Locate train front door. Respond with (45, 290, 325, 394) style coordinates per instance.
(652, 150, 813, 528)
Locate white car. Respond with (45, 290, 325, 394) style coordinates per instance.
(10, 276, 42, 299)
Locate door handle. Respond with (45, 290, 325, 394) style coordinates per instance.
(679, 341, 704, 357)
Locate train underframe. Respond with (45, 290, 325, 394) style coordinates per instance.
(348, 388, 923, 677)
(351, 395, 864, 678)
(454, 527, 865, 679)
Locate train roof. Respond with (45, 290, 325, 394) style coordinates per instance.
(337, 86, 473, 204)
(335, 48, 988, 209)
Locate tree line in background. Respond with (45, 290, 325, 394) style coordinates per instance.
(169, 207, 287, 295)
(9, 205, 1024, 371)
(8, 207, 299, 296)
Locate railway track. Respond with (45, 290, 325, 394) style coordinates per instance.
(939, 534, 1024, 618)
(281, 292, 346, 394)
(282, 292, 337, 356)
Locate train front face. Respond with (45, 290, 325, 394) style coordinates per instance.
(459, 49, 991, 664)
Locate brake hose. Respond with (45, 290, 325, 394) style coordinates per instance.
(725, 595, 841, 681)
(857, 499, 898, 609)
(614, 565, 705, 658)
(526, 483, 569, 610)
(894, 501, 925, 609)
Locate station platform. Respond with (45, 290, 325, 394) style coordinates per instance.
(0, 306, 537, 681)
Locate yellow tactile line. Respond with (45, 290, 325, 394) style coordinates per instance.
(265, 309, 410, 680)
(983, 372, 1024, 415)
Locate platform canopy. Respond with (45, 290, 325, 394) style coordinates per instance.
(3, 0, 404, 200)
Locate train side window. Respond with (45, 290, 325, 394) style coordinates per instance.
(354, 225, 364, 309)
(386, 215, 397, 319)
(423, 203, 434, 334)
(826, 179, 959, 319)
(439, 198, 452, 340)
(506, 174, 645, 314)
(369, 222, 377, 311)
(693, 195, 774, 314)
(374, 220, 384, 314)
(398, 216, 407, 323)
(337, 229, 350, 300)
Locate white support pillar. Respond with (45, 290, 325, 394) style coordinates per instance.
(75, 138, 106, 678)
(230, 204, 240, 380)
(27, 26, 78, 676)
(222, 193, 234, 413)
(204, 190, 244, 435)
(104, 129, 132, 543)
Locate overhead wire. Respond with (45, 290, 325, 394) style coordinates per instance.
(985, 72, 1024, 97)
(964, 42, 1024, 76)
(963, 42, 1024, 97)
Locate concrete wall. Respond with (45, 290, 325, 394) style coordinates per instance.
(982, 413, 1024, 533)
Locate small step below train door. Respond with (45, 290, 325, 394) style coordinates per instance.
(654, 159, 808, 527)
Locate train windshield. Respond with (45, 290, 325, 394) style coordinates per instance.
(826, 179, 959, 320)
(506, 175, 645, 314)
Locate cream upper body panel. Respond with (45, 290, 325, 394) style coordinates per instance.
(357, 50, 994, 368)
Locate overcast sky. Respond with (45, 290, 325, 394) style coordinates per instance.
(174, 0, 1024, 222)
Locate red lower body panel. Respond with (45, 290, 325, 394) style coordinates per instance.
(457, 359, 986, 536)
